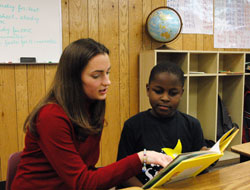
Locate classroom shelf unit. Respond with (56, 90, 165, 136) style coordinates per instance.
(139, 50, 249, 149)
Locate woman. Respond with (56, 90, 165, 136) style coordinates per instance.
(11, 38, 172, 190)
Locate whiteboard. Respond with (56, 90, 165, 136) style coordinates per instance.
(0, 0, 62, 63)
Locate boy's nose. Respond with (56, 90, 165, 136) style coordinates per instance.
(161, 92, 170, 101)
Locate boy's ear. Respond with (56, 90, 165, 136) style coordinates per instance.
(181, 88, 184, 95)
(146, 84, 149, 96)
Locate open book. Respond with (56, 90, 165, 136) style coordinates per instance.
(142, 126, 239, 189)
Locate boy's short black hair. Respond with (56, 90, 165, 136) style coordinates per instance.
(148, 60, 184, 87)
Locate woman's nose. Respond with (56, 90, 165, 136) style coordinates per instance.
(103, 75, 111, 86)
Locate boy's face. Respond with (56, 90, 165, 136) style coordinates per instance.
(147, 72, 183, 118)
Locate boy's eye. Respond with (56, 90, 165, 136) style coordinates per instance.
(168, 90, 179, 96)
(153, 89, 163, 94)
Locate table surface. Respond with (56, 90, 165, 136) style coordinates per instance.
(152, 160, 250, 190)
(120, 161, 250, 190)
(231, 142, 250, 157)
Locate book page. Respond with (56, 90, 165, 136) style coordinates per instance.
(164, 166, 202, 184)
(152, 153, 221, 188)
(210, 127, 239, 153)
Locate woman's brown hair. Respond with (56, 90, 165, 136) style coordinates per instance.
(24, 38, 109, 139)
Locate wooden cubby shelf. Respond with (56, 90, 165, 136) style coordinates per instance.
(139, 50, 249, 160)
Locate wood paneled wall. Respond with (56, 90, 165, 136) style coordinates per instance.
(0, 0, 249, 180)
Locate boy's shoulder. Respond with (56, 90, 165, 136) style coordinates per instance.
(125, 109, 151, 122)
(177, 111, 201, 124)
(124, 110, 200, 126)
(126, 110, 199, 123)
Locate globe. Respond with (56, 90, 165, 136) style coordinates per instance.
(146, 6, 182, 43)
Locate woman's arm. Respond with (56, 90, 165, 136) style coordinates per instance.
(37, 105, 172, 190)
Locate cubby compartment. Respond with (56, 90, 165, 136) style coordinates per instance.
(219, 53, 245, 74)
(246, 53, 250, 63)
(189, 52, 217, 74)
(218, 75, 244, 146)
(246, 75, 250, 84)
(246, 53, 250, 74)
(157, 51, 188, 74)
(188, 76, 217, 141)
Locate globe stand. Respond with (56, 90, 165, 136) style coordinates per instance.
(156, 44, 174, 50)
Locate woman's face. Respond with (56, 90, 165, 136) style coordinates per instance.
(81, 53, 111, 100)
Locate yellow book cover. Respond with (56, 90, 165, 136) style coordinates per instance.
(142, 126, 239, 189)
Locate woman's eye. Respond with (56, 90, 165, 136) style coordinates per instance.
(92, 74, 99, 79)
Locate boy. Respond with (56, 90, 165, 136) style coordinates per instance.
(117, 61, 207, 187)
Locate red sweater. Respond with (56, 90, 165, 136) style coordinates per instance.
(11, 104, 141, 190)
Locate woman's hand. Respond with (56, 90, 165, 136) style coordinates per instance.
(137, 150, 173, 168)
